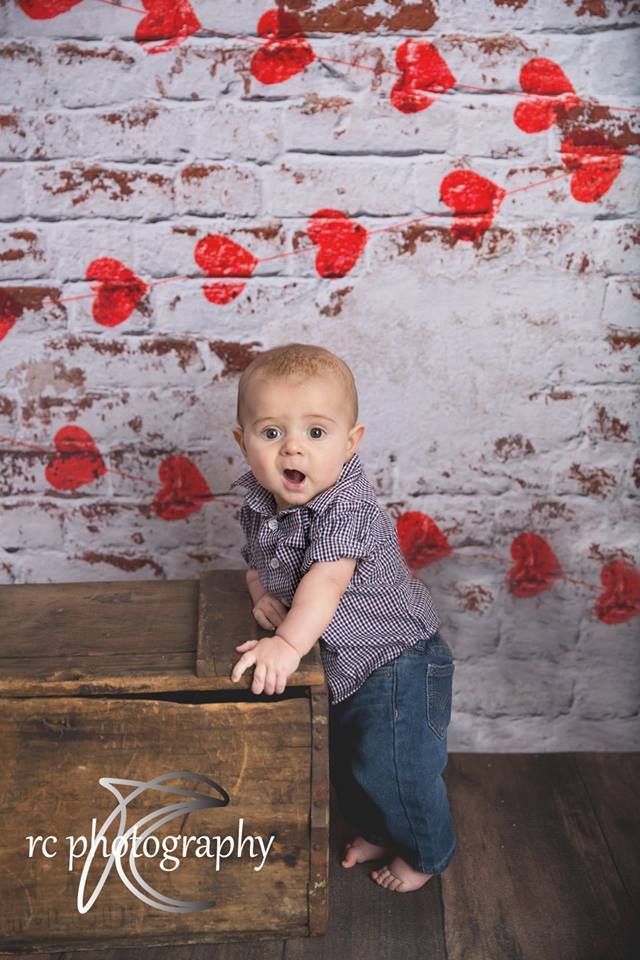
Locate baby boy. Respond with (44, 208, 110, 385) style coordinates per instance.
(230, 342, 457, 892)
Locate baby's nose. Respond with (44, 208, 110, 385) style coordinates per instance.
(281, 433, 304, 452)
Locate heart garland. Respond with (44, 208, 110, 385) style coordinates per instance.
(514, 57, 580, 133)
(307, 209, 368, 278)
(594, 559, 640, 625)
(86, 258, 148, 328)
(45, 426, 107, 491)
(560, 135, 627, 203)
(440, 170, 507, 242)
(250, 9, 315, 85)
(16, 0, 83, 18)
(390, 39, 456, 114)
(396, 511, 453, 572)
(152, 454, 214, 520)
(134, 0, 201, 55)
(194, 235, 258, 305)
(506, 532, 563, 598)
(515, 57, 626, 202)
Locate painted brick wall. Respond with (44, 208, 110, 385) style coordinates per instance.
(1, 0, 638, 751)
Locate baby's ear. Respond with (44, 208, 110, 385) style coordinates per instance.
(232, 426, 245, 451)
(348, 422, 366, 451)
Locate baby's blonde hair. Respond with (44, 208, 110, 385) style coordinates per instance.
(236, 343, 359, 428)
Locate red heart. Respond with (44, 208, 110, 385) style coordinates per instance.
(153, 454, 213, 521)
(514, 57, 580, 133)
(391, 39, 456, 114)
(506, 532, 562, 598)
(135, 0, 201, 56)
(396, 511, 453, 572)
(560, 134, 626, 203)
(307, 209, 368, 278)
(440, 170, 506, 241)
(250, 9, 315, 85)
(194, 235, 258, 306)
(45, 426, 107, 491)
(86, 258, 148, 328)
(16, 0, 83, 19)
(0, 290, 22, 343)
(594, 559, 640, 625)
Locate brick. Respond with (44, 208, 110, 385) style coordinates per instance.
(0, 166, 26, 219)
(46, 41, 149, 108)
(264, 156, 416, 215)
(573, 636, 640, 719)
(63, 498, 206, 552)
(1, 499, 64, 549)
(0, 286, 67, 345)
(26, 162, 175, 218)
(454, 657, 574, 718)
(37, 333, 209, 389)
(8, 2, 134, 38)
(448, 714, 640, 752)
(142, 40, 253, 102)
(284, 89, 457, 156)
(176, 161, 262, 216)
(150, 277, 319, 335)
(0, 41, 48, 109)
(453, 95, 555, 162)
(0, 109, 34, 160)
(19, 551, 168, 583)
(36, 102, 190, 162)
(12, 389, 193, 449)
(0, 227, 49, 280)
(584, 31, 640, 100)
(0, 552, 17, 584)
(190, 99, 283, 162)
(18, 100, 278, 165)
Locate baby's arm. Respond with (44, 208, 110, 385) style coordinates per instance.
(245, 569, 289, 630)
(277, 558, 357, 656)
(245, 568, 266, 604)
(232, 557, 357, 695)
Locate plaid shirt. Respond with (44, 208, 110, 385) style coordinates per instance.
(230, 452, 440, 704)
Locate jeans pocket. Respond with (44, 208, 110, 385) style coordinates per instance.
(426, 662, 454, 739)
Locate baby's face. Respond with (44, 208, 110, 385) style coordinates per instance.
(233, 375, 365, 514)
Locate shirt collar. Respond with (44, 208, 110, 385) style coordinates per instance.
(230, 452, 364, 517)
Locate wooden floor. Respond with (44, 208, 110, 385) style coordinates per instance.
(2, 753, 638, 960)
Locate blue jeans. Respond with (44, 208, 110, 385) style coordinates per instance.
(328, 632, 457, 874)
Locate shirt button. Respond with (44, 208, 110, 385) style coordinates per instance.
(268, 519, 278, 531)
(269, 557, 280, 569)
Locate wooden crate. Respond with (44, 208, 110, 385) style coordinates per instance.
(0, 571, 329, 952)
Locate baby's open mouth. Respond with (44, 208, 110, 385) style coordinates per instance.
(284, 468, 306, 484)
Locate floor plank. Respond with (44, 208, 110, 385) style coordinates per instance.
(575, 752, 640, 908)
(441, 753, 635, 960)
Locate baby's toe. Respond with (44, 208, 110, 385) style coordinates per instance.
(371, 865, 392, 889)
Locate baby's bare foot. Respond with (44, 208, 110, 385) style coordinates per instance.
(371, 856, 433, 892)
(341, 835, 390, 868)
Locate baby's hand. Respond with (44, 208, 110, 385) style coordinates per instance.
(231, 635, 301, 696)
(252, 592, 289, 630)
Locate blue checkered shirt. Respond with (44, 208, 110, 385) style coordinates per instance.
(230, 452, 440, 704)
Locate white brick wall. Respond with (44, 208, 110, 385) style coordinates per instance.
(1, 0, 639, 751)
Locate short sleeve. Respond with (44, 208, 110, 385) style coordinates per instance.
(304, 501, 380, 567)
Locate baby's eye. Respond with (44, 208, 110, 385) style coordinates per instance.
(309, 426, 326, 439)
(262, 427, 281, 440)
